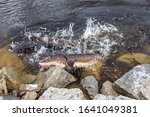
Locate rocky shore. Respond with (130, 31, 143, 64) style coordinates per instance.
(0, 46, 150, 100)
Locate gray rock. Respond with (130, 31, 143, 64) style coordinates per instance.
(81, 76, 98, 99)
(139, 78, 150, 99)
(94, 94, 134, 100)
(22, 91, 37, 100)
(101, 81, 119, 96)
(39, 87, 86, 100)
(113, 64, 150, 99)
(43, 66, 76, 89)
(0, 94, 21, 100)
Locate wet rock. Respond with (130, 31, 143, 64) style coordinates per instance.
(22, 91, 37, 100)
(0, 94, 20, 100)
(0, 74, 7, 94)
(139, 78, 150, 99)
(113, 64, 150, 99)
(81, 76, 98, 99)
(1, 66, 37, 90)
(117, 53, 150, 66)
(100, 81, 119, 96)
(93, 94, 134, 100)
(35, 66, 76, 89)
(0, 46, 24, 69)
(39, 87, 86, 100)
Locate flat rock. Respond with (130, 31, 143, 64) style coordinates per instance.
(22, 91, 37, 100)
(100, 81, 119, 96)
(113, 64, 150, 99)
(81, 76, 98, 99)
(93, 94, 134, 100)
(37, 66, 76, 89)
(39, 87, 86, 100)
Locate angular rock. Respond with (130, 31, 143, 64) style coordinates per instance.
(1, 66, 37, 90)
(139, 78, 150, 99)
(81, 76, 98, 99)
(39, 87, 86, 100)
(19, 84, 41, 92)
(0, 74, 7, 94)
(113, 64, 150, 99)
(93, 94, 134, 100)
(100, 81, 119, 96)
(22, 91, 37, 100)
(43, 66, 76, 89)
(0, 94, 20, 100)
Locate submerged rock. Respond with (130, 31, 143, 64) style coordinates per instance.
(0, 46, 24, 69)
(39, 87, 86, 100)
(0, 74, 7, 94)
(35, 66, 76, 89)
(100, 81, 119, 96)
(94, 94, 134, 100)
(1, 66, 37, 90)
(81, 76, 98, 99)
(117, 53, 150, 66)
(113, 64, 150, 99)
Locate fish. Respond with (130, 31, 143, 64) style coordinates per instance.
(39, 54, 102, 69)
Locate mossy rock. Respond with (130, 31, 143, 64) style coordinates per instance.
(0, 46, 24, 69)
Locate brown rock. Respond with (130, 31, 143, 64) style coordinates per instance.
(22, 91, 37, 100)
(100, 81, 119, 96)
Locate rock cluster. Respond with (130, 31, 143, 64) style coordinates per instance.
(0, 47, 150, 100)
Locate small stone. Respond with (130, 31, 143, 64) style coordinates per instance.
(19, 84, 41, 92)
(22, 91, 37, 100)
(38, 66, 76, 89)
(39, 87, 86, 100)
(81, 76, 98, 99)
(93, 94, 134, 100)
(113, 64, 150, 99)
(100, 81, 119, 96)
(0, 74, 7, 94)
(0, 96, 3, 100)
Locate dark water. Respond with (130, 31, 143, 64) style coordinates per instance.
(0, 0, 150, 56)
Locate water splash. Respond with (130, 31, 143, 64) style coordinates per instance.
(9, 18, 123, 63)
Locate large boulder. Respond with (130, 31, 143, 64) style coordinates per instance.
(81, 76, 98, 99)
(39, 87, 86, 100)
(100, 81, 119, 96)
(93, 94, 134, 100)
(113, 64, 150, 99)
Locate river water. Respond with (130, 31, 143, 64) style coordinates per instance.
(0, 0, 150, 61)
